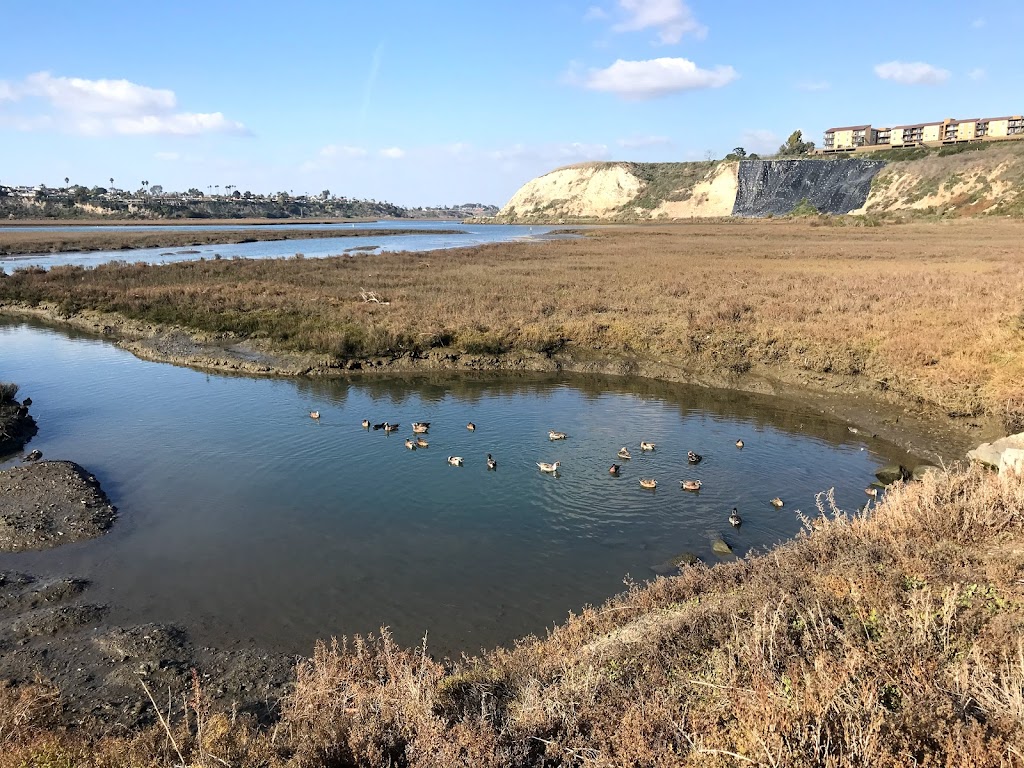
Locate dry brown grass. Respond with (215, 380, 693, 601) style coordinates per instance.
(2, 219, 1023, 427)
(4, 466, 1024, 766)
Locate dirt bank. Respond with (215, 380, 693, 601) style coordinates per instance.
(0, 398, 36, 456)
(0, 461, 117, 552)
(0, 569, 294, 730)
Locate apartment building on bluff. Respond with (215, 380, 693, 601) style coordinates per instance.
(822, 115, 1024, 153)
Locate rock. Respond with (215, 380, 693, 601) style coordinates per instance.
(649, 551, 700, 576)
(911, 464, 941, 482)
(23, 449, 43, 462)
(711, 538, 733, 556)
(875, 464, 910, 485)
(968, 432, 1024, 470)
(999, 448, 1024, 479)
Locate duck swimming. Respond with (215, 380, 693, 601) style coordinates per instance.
(537, 461, 560, 473)
(361, 419, 370, 429)
(487, 454, 497, 470)
(416, 437, 429, 448)
(309, 411, 321, 420)
(412, 422, 430, 433)
(609, 464, 621, 475)
(681, 480, 702, 491)
(687, 451, 703, 464)
(549, 430, 568, 441)
(447, 456, 464, 466)
(466, 422, 476, 431)
(639, 478, 657, 489)
(735, 439, 744, 449)
(617, 447, 632, 460)
(640, 442, 656, 451)
(770, 497, 784, 508)
(383, 422, 400, 433)
(729, 508, 742, 526)
(404, 438, 417, 450)
(865, 487, 879, 498)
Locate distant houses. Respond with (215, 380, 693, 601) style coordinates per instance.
(822, 114, 1024, 153)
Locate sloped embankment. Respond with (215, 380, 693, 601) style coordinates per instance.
(732, 158, 884, 217)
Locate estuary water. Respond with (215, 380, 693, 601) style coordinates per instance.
(0, 221, 561, 272)
(0, 320, 916, 655)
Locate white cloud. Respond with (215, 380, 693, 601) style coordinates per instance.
(582, 57, 737, 99)
(739, 129, 779, 154)
(0, 72, 247, 136)
(25, 72, 176, 115)
(112, 112, 248, 136)
(873, 60, 950, 85)
(320, 144, 367, 158)
(617, 135, 672, 148)
(611, 0, 706, 43)
(796, 80, 831, 92)
(968, 67, 986, 81)
(380, 147, 406, 159)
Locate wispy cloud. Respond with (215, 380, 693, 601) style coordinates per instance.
(873, 60, 950, 85)
(379, 147, 405, 159)
(617, 135, 672, 148)
(968, 67, 986, 81)
(739, 129, 779, 154)
(971, 17, 986, 28)
(583, 5, 608, 21)
(0, 72, 248, 136)
(796, 80, 831, 92)
(360, 42, 385, 125)
(609, 0, 706, 43)
(579, 57, 737, 99)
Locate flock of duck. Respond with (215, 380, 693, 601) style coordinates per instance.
(306, 410, 844, 528)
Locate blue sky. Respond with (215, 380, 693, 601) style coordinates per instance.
(1, 0, 1020, 206)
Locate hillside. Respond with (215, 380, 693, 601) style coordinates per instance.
(495, 142, 1024, 222)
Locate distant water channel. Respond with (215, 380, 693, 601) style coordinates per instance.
(0, 221, 563, 272)
(0, 320, 918, 655)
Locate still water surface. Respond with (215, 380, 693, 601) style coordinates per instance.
(0, 320, 913, 655)
(0, 221, 561, 272)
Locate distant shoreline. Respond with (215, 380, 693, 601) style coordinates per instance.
(0, 226, 467, 256)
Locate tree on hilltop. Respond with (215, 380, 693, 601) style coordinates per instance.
(777, 130, 815, 156)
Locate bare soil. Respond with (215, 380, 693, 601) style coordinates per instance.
(0, 461, 117, 552)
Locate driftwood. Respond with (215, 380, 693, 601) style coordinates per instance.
(359, 288, 390, 305)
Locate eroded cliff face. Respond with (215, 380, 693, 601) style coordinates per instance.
(496, 144, 1024, 221)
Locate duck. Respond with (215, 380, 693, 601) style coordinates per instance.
(416, 437, 429, 448)
(770, 497, 784, 508)
(728, 508, 742, 527)
(466, 422, 476, 431)
(681, 480, 702, 492)
(404, 438, 417, 450)
(548, 430, 568, 441)
(23, 449, 42, 462)
(412, 422, 430, 433)
(639, 478, 657, 489)
(609, 464, 621, 475)
(640, 441, 656, 451)
(865, 487, 879, 498)
(447, 456, 464, 466)
(361, 419, 370, 429)
(537, 461, 560, 473)
(372, 422, 387, 431)
(487, 454, 497, 470)
(617, 447, 632, 460)
(309, 411, 321, 420)
(383, 422, 401, 433)
(687, 451, 703, 464)
(735, 439, 744, 449)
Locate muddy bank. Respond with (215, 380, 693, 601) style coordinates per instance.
(0, 303, 989, 465)
(0, 461, 117, 552)
(0, 226, 465, 256)
(0, 569, 294, 729)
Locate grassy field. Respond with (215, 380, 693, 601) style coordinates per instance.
(3, 464, 1023, 766)
(1, 219, 1022, 429)
(0, 227, 464, 255)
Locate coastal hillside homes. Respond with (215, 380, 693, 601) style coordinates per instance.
(822, 114, 1024, 153)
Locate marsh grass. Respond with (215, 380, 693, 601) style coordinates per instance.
(2, 220, 1023, 425)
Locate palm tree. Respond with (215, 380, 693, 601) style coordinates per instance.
(64, 176, 69, 187)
